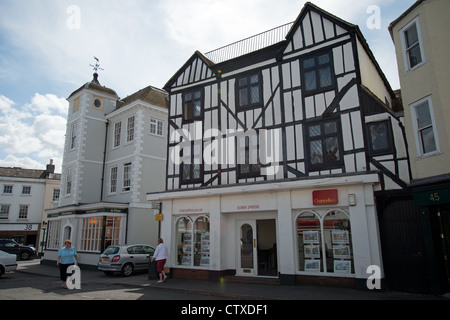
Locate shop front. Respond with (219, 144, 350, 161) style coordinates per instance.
(150, 173, 383, 288)
(0, 223, 40, 248)
(42, 203, 128, 267)
(411, 176, 450, 293)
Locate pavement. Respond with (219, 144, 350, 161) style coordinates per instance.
(14, 259, 450, 300)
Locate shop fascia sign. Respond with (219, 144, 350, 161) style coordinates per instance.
(312, 189, 338, 206)
(47, 207, 127, 218)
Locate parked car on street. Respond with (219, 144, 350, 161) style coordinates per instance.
(0, 250, 17, 278)
(98, 244, 155, 276)
(0, 239, 36, 260)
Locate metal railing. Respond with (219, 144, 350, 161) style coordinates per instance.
(204, 22, 294, 64)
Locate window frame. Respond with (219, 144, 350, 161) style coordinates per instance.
(122, 163, 132, 192)
(175, 216, 210, 268)
(66, 168, 72, 196)
(235, 71, 263, 110)
(295, 209, 354, 275)
(366, 120, 395, 156)
(18, 204, 29, 219)
(305, 118, 344, 171)
(70, 123, 78, 150)
(0, 204, 10, 219)
(237, 133, 261, 179)
(113, 121, 122, 148)
(410, 96, 440, 157)
(52, 189, 60, 202)
(180, 140, 203, 185)
(301, 50, 336, 96)
(182, 89, 203, 123)
(22, 185, 31, 195)
(150, 118, 164, 137)
(126, 116, 135, 143)
(400, 17, 425, 72)
(110, 166, 118, 194)
(3, 185, 13, 194)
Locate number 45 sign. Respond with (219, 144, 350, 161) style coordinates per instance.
(66, 265, 81, 290)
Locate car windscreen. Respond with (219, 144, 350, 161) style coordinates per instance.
(103, 246, 120, 255)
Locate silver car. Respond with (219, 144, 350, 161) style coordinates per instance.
(0, 250, 17, 278)
(98, 244, 155, 276)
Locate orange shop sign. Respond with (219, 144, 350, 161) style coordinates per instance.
(312, 189, 338, 205)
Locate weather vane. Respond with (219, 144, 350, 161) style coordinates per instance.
(89, 56, 104, 73)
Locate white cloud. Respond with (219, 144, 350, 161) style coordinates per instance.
(24, 93, 68, 116)
(0, 94, 67, 172)
(0, 155, 47, 171)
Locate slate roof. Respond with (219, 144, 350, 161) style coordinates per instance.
(0, 167, 61, 180)
(116, 85, 168, 110)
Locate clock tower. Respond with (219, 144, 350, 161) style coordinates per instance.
(60, 70, 119, 207)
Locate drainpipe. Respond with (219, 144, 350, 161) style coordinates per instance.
(100, 120, 109, 202)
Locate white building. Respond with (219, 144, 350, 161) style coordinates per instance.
(43, 73, 168, 267)
(0, 160, 60, 253)
(148, 3, 410, 288)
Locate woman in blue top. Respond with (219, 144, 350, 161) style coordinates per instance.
(57, 239, 79, 288)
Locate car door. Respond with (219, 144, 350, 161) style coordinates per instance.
(143, 245, 155, 262)
(3, 240, 20, 255)
(132, 246, 148, 271)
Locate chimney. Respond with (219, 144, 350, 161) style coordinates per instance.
(46, 159, 55, 176)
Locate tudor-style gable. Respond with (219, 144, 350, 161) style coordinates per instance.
(165, 51, 216, 91)
(283, 2, 355, 55)
(164, 2, 410, 192)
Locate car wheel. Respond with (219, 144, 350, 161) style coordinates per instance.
(19, 251, 30, 260)
(0, 266, 4, 278)
(121, 263, 134, 276)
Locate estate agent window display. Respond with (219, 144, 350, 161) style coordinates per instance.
(296, 210, 354, 275)
(176, 216, 210, 267)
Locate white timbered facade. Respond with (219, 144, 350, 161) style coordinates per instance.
(149, 3, 410, 287)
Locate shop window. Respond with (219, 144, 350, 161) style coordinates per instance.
(176, 217, 193, 266)
(323, 210, 353, 274)
(47, 220, 62, 250)
(80, 216, 121, 252)
(176, 216, 210, 267)
(194, 217, 210, 267)
(80, 217, 103, 252)
(296, 210, 354, 275)
(297, 212, 323, 272)
(104, 217, 121, 249)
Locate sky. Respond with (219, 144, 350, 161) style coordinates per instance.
(0, 0, 416, 173)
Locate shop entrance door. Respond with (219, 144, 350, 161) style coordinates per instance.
(236, 219, 278, 277)
(237, 220, 257, 276)
(438, 207, 450, 289)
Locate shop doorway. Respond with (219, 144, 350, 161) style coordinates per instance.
(438, 206, 450, 290)
(236, 219, 277, 277)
